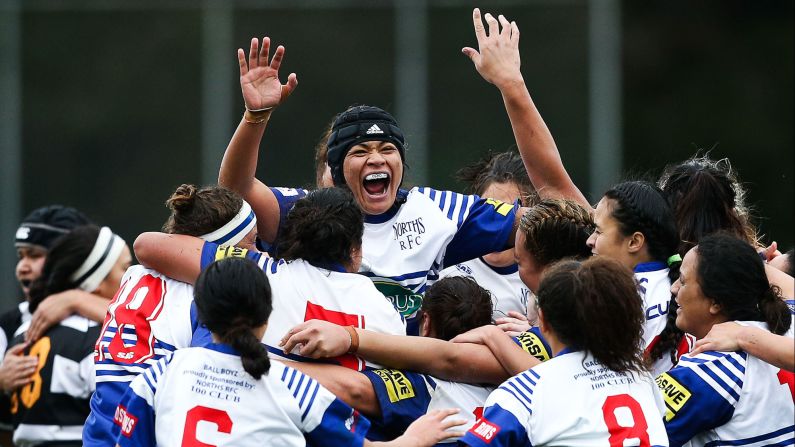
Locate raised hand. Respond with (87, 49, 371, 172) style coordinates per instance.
(462, 8, 522, 88)
(238, 37, 298, 111)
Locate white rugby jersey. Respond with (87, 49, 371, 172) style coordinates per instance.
(357, 188, 517, 335)
(362, 369, 493, 444)
(114, 343, 370, 446)
(200, 244, 406, 371)
(635, 262, 677, 376)
(85, 265, 198, 447)
(461, 349, 669, 447)
(657, 321, 794, 447)
(440, 257, 532, 324)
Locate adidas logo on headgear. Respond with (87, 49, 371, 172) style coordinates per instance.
(366, 124, 384, 135)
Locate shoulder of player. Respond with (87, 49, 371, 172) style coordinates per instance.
(409, 187, 475, 212)
(666, 350, 748, 403)
(676, 350, 748, 374)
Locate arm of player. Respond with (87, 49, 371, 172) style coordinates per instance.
(25, 289, 109, 342)
(280, 320, 511, 385)
(366, 409, 466, 447)
(691, 322, 795, 372)
(133, 233, 204, 283)
(219, 37, 299, 244)
(453, 325, 540, 376)
(765, 264, 794, 299)
(281, 360, 382, 418)
(463, 9, 589, 208)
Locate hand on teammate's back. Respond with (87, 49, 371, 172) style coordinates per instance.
(0, 344, 36, 392)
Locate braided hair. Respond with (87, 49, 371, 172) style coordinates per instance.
(603, 181, 683, 364)
(519, 199, 594, 267)
(420, 276, 493, 341)
(194, 257, 273, 379)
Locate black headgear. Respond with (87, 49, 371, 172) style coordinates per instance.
(326, 106, 405, 186)
(15, 205, 92, 251)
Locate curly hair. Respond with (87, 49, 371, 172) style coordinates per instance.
(519, 199, 594, 267)
(276, 187, 363, 267)
(161, 184, 243, 236)
(658, 155, 757, 255)
(420, 276, 493, 341)
(456, 150, 537, 205)
(696, 233, 790, 335)
(537, 258, 647, 374)
(194, 257, 273, 379)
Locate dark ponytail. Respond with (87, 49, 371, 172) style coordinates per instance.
(696, 233, 791, 335)
(421, 277, 493, 341)
(194, 257, 273, 379)
(162, 184, 244, 236)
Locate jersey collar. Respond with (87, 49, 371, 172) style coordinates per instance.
(363, 189, 408, 224)
(204, 342, 240, 355)
(480, 257, 519, 275)
(633, 261, 667, 273)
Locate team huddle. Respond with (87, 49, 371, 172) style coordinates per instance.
(1, 8, 793, 447)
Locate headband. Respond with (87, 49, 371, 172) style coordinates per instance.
(199, 200, 257, 246)
(326, 106, 405, 186)
(70, 226, 126, 292)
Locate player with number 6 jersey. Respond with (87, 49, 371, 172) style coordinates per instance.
(84, 185, 261, 447)
(460, 259, 669, 447)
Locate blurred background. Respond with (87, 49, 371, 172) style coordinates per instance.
(1, 0, 792, 310)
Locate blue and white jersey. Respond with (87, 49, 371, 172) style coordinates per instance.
(440, 257, 533, 324)
(363, 369, 493, 445)
(255, 187, 308, 253)
(358, 188, 517, 335)
(200, 244, 406, 371)
(635, 262, 677, 376)
(114, 343, 370, 446)
(656, 321, 794, 447)
(460, 349, 669, 447)
(85, 265, 199, 447)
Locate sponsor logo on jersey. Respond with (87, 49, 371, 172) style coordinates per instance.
(471, 417, 501, 443)
(373, 280, 423, 320)
(214, 245, 249, 261)
(484, 198, 512, 217)
(655, 372, 691, 421)
(455, 264, 473, 275)
(516, 331, 551, 362)
(114, 405, 138, 437)
(373, 369, 415, 403)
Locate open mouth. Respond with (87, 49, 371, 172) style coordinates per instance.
(363, 172, 390, 196)
(19, 279, 32, 289)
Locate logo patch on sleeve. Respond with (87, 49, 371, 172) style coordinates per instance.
(655, 372, 692, 422)
(114, 405, 139, 437)
(484, 198, 513, 216)
(214, 245, 249, 261)
(373, 369, 415, 403)
(471, 418, 501, 443)
(516, 332, 551, 362)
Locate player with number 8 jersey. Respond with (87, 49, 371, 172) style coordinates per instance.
(83, 185, 263, 447)
(460, 259, 669, 447)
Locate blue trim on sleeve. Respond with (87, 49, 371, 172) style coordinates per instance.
(634, 261, 667, 273)
(703, 425, 794, 446)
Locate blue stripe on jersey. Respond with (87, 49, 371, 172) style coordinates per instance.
(506, 381, 533, 407)
(361, 269, 429, 282)
(281, 366, 289, 381)
(287, 369, 298, 388)
(528, 369, 540, 380)
(96, 369, 142, 377)
(293, 374, 306, 398)
(428, 188, 437, 200)
(446, 192, 458, 220)
(712, 360, 744, 389)
(703, 425, 795, 446)
(514, 375, 536, 396)
(439, 190, 448, 210)
(302, 382, 320, 421)
(298, 379, 314, 408)
(497, 386, 532, 415)
(698, 363, 741, 402)
(457, 195, 472, 229)
(142, 370, 156, 394)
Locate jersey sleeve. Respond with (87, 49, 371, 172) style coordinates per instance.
(363, 369, 432, 432)
(512, 327, 553, 363)
(199, 241, 266, 270)
(278, 365, 370, 446)
(413, 188, 516, 267)
(113, 355, 172, 446)
(258, 186, 308, 250)
(460, 371, 537, 447)
(656, 351, 745, 447)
